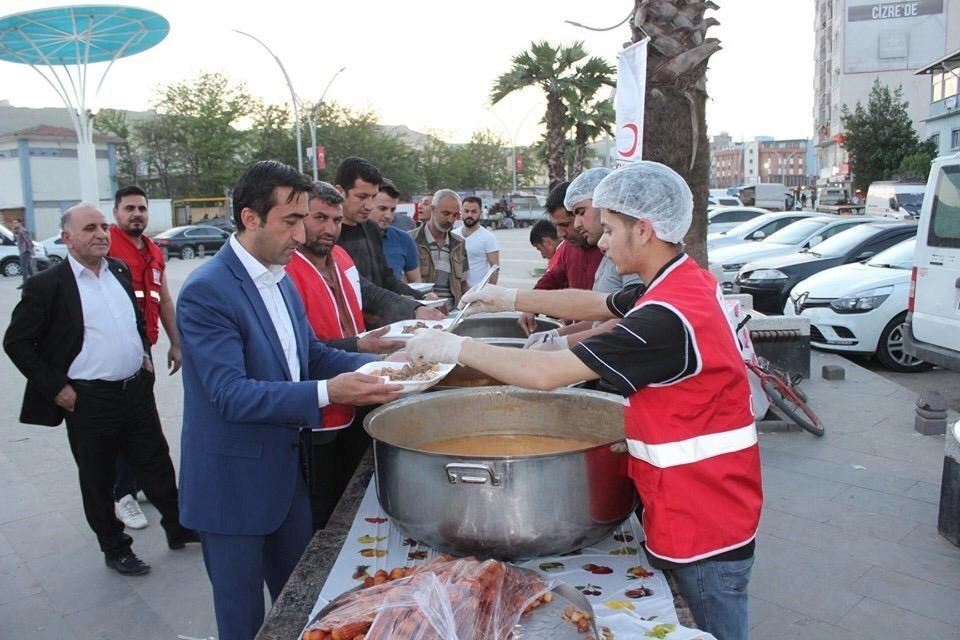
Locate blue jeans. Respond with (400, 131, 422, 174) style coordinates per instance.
(669, 554, 754, 640)
(19, 252, 33, 284)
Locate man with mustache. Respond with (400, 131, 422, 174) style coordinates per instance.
(107, 186, 181, 531)
(285, 181, 442, 528)
(4, 203, 198, 577)
(410, 189, 469, 307)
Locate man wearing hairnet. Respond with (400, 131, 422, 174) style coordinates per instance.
(406, 161, 762, 640)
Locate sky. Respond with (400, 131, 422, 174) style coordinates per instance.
(0, 0, 815, 147)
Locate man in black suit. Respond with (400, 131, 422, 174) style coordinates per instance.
(3, 203, 198, 576)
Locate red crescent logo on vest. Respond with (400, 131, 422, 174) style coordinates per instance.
(619, 123, 639, 157)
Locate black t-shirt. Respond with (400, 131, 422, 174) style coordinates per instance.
(571, 258, 697, 395)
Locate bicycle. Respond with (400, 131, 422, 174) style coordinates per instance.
(734, 313, 824, 437)
(745, 356, 824, 437)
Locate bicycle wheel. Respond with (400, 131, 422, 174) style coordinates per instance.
(761, 377, 825, 437)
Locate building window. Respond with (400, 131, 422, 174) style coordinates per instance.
(952, 129, 960, 150)
(945, 68, 958, 100)
(930, 134, 940, 149)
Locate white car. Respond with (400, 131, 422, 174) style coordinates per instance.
(709, 216, 874, 292)
(707, 210, 819, 252)
(41, 235, 68, 263)
(0, 223, 50, 277)
(706, 206, 767, 234)
(783, 237, 928, 372)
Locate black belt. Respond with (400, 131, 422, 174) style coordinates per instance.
(71, 369, 142, 391)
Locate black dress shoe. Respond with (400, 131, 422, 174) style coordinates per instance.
(167, 527, 201, 550)
(105, 552, 151, 576)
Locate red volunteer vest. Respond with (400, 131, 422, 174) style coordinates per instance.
(285, 248, 365, 430)
(108, 225, 165, 345)
(624, 256, 762, 564)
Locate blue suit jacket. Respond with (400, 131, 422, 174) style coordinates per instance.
(176, 242, 374, 535)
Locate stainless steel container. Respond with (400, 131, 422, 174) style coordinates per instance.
(451, 312, 560, 339)
(363, 387, 637, 560)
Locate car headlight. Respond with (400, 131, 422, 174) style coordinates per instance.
(828, 285, 893, 314)
(741, 268, 787, 281)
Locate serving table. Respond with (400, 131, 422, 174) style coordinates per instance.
(256, 450, 701, 640)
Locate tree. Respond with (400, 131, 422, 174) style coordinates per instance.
(95, 108, 140, 187)
(152, 72, 255, 197)
(491, 41, 615, 185)
(841, 80, 925, 192)
(307, 102, 425, 197)
(898, 141, 938, 182)
(247, 102, 298, 169)
(633, 1, 721, 267)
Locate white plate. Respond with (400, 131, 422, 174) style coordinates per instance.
(356, 360, 455, 394)
(419, 298, 450, 309)
(376, 318, 454, 340)
(408, 282, 434, 294)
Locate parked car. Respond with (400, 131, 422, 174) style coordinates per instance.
(1, 222, 50, 277)
(708, 215, 876, 292)
(734, 221, 917, 314)
(708, 195, 742, 207)
(864, 181, 925, 220)
(706, 206, 768, 234)
(904, 152, 960, 372)
(200, 217, 236, 233)
(707, 211, 819, 253)
(152, 225, 230, 259)
(783, 238, 929, 372)
(40, 235, 68, 263)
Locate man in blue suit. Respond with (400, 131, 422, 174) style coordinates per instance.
(176, 160, 402, 640)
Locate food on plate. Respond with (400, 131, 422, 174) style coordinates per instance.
(400, 321, 445, 334)
(302, 556, 555, 640)
(419, 433, 598, 456)
(644, 623, 676, 638)
(370, 362, 439, 381)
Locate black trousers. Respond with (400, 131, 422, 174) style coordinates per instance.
(303, 404, 375, 530)
(64, 369, 183, 557)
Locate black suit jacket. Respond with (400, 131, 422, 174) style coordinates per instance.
(3, 257, 150, 426)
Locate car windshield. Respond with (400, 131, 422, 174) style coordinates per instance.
(897, 192, 923, 207)
(865, 237, 915, 269)
(805, 224, 891, 257)
(761, 219, 827, 245)
(722, 214, 777, 236)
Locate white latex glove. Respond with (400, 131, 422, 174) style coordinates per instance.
(523, 329, 559, 349)
(527, 332, 569, 352)
(406, 329, 469, 364)
(459, 284, 517, 314)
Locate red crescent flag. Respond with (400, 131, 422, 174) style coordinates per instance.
(316, 145, 326, 170)
(615, 38, 648, 166)
(515, 154, 524, 172)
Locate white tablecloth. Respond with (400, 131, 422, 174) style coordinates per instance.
(308, 477, 715, 639)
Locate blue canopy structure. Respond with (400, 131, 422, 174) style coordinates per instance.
(0, 5, 169, 204)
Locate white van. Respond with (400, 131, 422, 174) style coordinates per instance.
(864, 181, 925, 220)
(904, 153, 960, 371)
(816, 186, 847, 206)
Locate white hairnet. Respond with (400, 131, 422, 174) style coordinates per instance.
(592, 161, 693, 244)
(563, 167, 612, 211)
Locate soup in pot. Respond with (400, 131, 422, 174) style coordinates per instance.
(419, 433, 598, 456)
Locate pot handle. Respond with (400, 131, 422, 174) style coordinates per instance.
(445, 463, 503, 486)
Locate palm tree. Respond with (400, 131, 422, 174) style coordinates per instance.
(491, 41, 614, 185)
(567, 95, 615, 175)
(631, 0, 721, 266)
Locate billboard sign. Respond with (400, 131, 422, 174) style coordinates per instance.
(844, 0, 946, 73)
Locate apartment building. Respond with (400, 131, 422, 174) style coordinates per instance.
(814, 0, 960, 185)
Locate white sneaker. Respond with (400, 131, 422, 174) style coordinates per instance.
(115, 494, 148, 529)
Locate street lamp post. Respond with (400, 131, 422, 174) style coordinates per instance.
(488, 104, 538, 194)
(234, 29, 305, 173)
(306, 66, 346, 180)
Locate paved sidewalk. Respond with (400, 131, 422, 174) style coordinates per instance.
(1, 229, 958, 639)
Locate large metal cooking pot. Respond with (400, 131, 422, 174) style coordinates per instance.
(363, 387, 637, 560)
(450, 312, 560, 339)
(433, 337, 524, 389)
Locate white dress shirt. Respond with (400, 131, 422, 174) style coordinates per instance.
(229, 235, 329, 407)
(66, 255, 145, 381)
